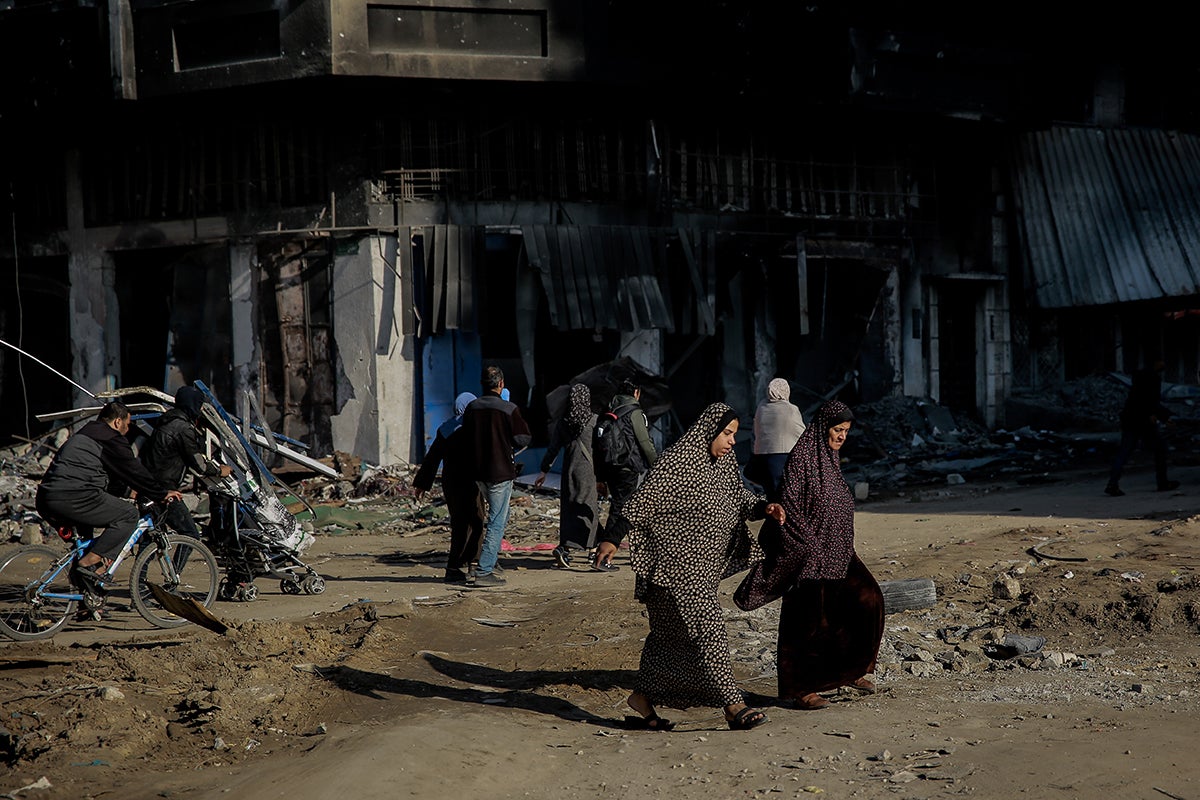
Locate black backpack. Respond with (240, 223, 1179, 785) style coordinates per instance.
(592, 403, 640, 480)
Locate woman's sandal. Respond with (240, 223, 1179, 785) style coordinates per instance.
(727, 707, 769, 730)
(793, 693, 830, 710)
(623, 713, 675, 731)
(850, 677, 877, 693)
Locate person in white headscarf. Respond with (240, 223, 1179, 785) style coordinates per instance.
(747, 378, 806, 502)
(414, 392, 484, 585)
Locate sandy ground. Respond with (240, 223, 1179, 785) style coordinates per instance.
(4, 458, 1200, 800)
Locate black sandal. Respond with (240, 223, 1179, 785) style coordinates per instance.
(623, 713, 675, 731)
(727, 707, 769, 730)
(69, 562, 109, 592)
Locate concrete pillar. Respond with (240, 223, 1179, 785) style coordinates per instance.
(881, 265, 903, 397)
(64, 149, 115, 401)
(981, 283, 1011, 428)
(900, 272, 926, 398)
(330, 233, 416, 465)
(229, 243, 258, 401)
(926, 282, 940, 404)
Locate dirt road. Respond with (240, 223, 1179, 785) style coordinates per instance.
(4, 460, 1200, 800)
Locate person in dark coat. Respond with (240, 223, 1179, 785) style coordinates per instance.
(1105, 359, 1179, 496)
(534, 383, 600, 568)
(37, 401, 183, 587)
(735, 400, 883, 711)
(140, 385, 232, 542)
(414, 392, 485, 585)
(460, 366, 532, 586)
(593, 379, 658, 571)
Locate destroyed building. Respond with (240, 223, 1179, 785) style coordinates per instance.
(2, 2, 1199, 466)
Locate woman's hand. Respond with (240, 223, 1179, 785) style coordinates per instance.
(533, 472, 547, 488)
(765, 503, 786, 524)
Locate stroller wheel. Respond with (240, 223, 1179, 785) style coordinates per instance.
(280, 579, 302, 595)
(302, 575, 326, 595)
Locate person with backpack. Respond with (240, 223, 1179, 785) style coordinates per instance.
(593, 379, 657, 571)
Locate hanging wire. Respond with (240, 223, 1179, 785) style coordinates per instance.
(9, 180, 30, 439)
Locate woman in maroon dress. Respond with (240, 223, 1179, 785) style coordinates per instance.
(735, 400, 883, 710)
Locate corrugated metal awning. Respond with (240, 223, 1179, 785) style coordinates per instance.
(521, 225, 718, 334)
(1011, 126, 1200, 308)
(399, 224, 478, 336)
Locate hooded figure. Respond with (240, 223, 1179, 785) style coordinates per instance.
(537, 383, 600, 566)
(139, 385, 231, 543)
(618, 403, 783, 731)
(735, 399, 883, 711)
(747, 378, 806, 502)
(413, 392, 484, 585)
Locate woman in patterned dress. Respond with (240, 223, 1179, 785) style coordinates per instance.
(735, 400, 884, 710)
(620, 402, 786, 731)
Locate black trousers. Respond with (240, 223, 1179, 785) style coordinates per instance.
(443, 479, 486, 572)
(162, 498, 202, 539)
(36, 489, 140, 562)
(599, 469, 642, 546)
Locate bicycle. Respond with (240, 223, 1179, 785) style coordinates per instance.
(0, 500, 219, 640)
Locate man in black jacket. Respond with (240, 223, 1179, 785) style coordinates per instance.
(1105, 359, 1180, 496)
(36, 401, 183, 587)
(461, 366, 532, 586)
(140, 385, 232, 542)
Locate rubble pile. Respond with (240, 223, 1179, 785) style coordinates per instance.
(724, 549, 1200, 709)
(831, 373, 1199, 495)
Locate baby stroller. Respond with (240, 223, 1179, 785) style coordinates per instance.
(204, 477, 325, 602)
(190, 383, 326, 602)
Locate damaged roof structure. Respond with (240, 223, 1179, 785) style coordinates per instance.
(2, 2, 1200, 469)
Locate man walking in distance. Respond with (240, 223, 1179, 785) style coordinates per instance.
(593, 379, 657, 571)
(1105, 358, 1180, 496)
(462, 366, 532, 586)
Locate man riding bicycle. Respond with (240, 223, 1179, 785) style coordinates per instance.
(35, 401, 182, 592)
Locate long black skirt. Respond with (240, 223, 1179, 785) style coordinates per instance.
(777, 555, 884, 698)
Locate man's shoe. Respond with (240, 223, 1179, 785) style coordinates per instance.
(1104, 484, 1125, 497)
(552, 546, 572, 569)
(69, 562, 109, 593)
(473, 571, 507, 587)
(1157, 480, 1181, 492)
(443, 569, 469, 585)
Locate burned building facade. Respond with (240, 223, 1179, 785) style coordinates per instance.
(2, 2, 1198, 462)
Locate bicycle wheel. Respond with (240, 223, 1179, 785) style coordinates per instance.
(0, 545, 76, 641)
(129, 535, 219, 629)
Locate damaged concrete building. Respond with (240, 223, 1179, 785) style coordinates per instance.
(2, 2, 1199, 464)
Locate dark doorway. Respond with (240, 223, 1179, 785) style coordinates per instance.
(936, 280, 980, 415)
(113, 245, 232, 397)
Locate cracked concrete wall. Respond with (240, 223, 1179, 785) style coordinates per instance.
(64, 148, 116, 402)
(330, 233, 416, 465)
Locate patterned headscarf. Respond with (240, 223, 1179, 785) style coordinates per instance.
(564, 383, 592, 439)
(735, 399, 856, 609)
(623, 403, 766, 596)
(767, 378, 790, 402)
